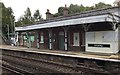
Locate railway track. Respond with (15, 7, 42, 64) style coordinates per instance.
(1, 61, 33, 75)
(1, 65, 23, 75)
(2, 54, 80, 74)
(2, 49, 120, 75)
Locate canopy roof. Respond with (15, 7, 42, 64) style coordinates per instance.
(15, 7, 120, 32)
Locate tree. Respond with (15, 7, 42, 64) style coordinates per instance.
(15, 16, 24, 27)
(94, 2, 112, 9)
(16, 8, 43, 26)
(22, 7, 33, 25)
(69, 4, 81, 14)
(1, 2, 15, 38)
(33, 9, 42, 22)
(24, 7, 32, 20)
(53, 2, 112, 17)
(16, 7, 34, 26)
(53, 7, 64, 17)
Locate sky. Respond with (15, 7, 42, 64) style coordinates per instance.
(1, 0, 115, 21)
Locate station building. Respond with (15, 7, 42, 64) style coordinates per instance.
(15, 6, 120, 54)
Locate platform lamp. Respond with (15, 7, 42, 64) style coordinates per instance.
(13, 16, 15, 37)
(7, 24, 9, 39)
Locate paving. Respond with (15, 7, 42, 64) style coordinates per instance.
(0, 45, 120, 62)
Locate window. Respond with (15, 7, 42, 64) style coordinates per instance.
(24, 35, 27, 40)
(73, 32, 79, 46)
(40, 32, 44, 43)
(30, 36, 35, 42)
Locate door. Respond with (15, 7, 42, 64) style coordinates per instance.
(59, 32, 64, 50)
(73, 32, 80, 46)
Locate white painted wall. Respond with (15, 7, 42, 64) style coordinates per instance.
(119, 26, 120, 51)
(86, 28, 119, 53)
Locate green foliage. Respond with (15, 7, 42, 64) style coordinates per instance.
(1, 2, 15, 38)
(69, 4, 81, 14)
(16, 7, 34, 26)
(53, 2, 112, 17)
(16, 2, 112, 27)
(33, 9, 42, 22)
(53, 7, 64, 17)
(23, 7, 33, 25)
(25, 8, 31, 18)
(94, 2, 112, 9)
(16, 8, 42, 27)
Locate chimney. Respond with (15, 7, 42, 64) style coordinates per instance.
(45, 9, 53, 19)
(63, 4, 68, 16)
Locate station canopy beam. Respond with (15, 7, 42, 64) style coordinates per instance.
(105, 13, 120, 30)
(15, 13, 120, 32)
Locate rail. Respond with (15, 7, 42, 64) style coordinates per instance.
(2, 47, 120, 74)
(2, 61, 33, 75)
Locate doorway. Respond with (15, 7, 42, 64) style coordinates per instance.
(58, 32, 64, 50)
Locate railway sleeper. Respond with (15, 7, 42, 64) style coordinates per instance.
(2, 55, 80, 73)
(2, 61, 33, 75)
(2, 60, 53, 74)
(2, 56, 63, 73)
(2, 51, 76, 67)
(2, 50, 120, 74)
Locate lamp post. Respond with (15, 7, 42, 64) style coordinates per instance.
(13, 16, 15, 36)
(7, 24, 9, 39)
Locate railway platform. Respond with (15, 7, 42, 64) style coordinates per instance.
(0, 45, 120, 62)
(1, 45, 120, 74)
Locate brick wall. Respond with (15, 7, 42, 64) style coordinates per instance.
(68, 25, 85, 51)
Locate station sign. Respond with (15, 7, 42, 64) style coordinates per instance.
(88, 44, 110, 48)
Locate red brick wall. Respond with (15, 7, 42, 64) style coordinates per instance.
(68, 26, 85, 51)
(39, 30, 49, 49)
(18, 25, 85, 52)
(18, 33, 23, 46)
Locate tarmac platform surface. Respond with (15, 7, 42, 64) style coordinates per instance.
(0, 45, 120, 62)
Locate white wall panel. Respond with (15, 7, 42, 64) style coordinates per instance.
(86, 30, 119, 53)
(86, 32, 95, 42)
(103, 31, 115, 42)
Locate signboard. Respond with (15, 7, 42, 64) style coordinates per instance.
(88, 44, 110, 48)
